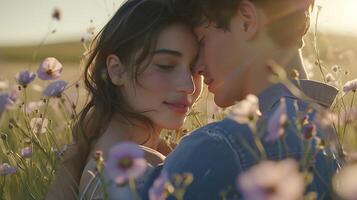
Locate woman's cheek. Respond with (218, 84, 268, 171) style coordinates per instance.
(138, 70, 172, 92)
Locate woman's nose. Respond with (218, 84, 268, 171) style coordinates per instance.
(176, 71, 195, 95)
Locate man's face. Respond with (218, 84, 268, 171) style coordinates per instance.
(194, 18, 253, 107)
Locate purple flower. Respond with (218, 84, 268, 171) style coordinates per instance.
(43, 80, 67, 97)
(343, 79, 357, 93)
(37, 57, 63, 80)
(302, 122, 317, 140)
(15, 71, 36, 86)
(265, 98, 287, 142)
(20, 147, 32, 158)
(0, 93, 9, 118)
(0, 163, 17, 176)
(106, 142, 147, 185)
(238, 159, 304, 200)
(149, 171, 172, 200)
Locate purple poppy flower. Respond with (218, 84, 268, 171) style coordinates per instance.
(0, 163, 17, 176)
(15, 71, 36, 86)
(0, 93, 9, 118)
(265, 98, 287, 142)
(20, 147, 32, 158)
(37, 57, 63, 80)
(106, 142, 147, 185)
(43, 80, 67, 97)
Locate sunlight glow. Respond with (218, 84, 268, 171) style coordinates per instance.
(312, 0, 357, 35)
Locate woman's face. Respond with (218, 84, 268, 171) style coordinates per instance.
(121, 23, 202, 130)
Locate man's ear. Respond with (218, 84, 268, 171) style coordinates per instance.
(236, 0, 260, 40)
(106, 54, 126, 86)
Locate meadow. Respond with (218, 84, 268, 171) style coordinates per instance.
(0, 30, 357, 199)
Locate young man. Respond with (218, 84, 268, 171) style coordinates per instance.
(142, 0, 343, 199)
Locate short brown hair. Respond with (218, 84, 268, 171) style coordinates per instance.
(174, 0, 315, 47)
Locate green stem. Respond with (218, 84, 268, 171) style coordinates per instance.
(313, 6, 326, 83)
(128, 177, 140, 200)
(250, 123, 266, 160)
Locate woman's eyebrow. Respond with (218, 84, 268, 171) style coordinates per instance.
(153, 49, 182, 57)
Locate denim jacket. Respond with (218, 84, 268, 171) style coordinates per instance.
(141, 80, 344, 200)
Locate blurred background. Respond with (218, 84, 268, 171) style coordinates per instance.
(0, 0, 356, 89)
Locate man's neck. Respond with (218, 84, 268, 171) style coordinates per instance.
(243, 48, 304, 99)
(285, 50, 308, 79)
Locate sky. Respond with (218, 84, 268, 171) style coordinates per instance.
(0, 0, 357, 46)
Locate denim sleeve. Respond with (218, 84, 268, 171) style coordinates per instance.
(161, 128, 242, 200)
(139, 164, 164, 200)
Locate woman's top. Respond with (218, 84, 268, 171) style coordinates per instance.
(79, 145, 165, 200)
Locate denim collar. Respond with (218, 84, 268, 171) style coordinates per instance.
(258, 79, 339, 114)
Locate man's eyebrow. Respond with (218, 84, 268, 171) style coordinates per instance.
(153, 49, 182, 57)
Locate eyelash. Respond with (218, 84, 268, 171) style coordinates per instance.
(156, 64, 175, 70)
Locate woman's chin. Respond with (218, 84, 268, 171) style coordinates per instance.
(161, 120, 185, 130)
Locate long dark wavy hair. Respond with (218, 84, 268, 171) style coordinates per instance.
(62, 0, 183, 190)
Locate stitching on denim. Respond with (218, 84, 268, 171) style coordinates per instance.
(202, 125, 243, 170)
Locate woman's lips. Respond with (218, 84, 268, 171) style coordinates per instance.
(163, 101, 190, 114)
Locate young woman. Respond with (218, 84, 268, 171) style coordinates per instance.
(45, 0, 202, 199)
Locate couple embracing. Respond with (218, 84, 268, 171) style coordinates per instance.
(47, 0, 344, 199)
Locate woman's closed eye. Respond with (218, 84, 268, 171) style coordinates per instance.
(155, 64, 176, 70)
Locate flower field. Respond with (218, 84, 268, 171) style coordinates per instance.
(1, 5, 357, 200)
